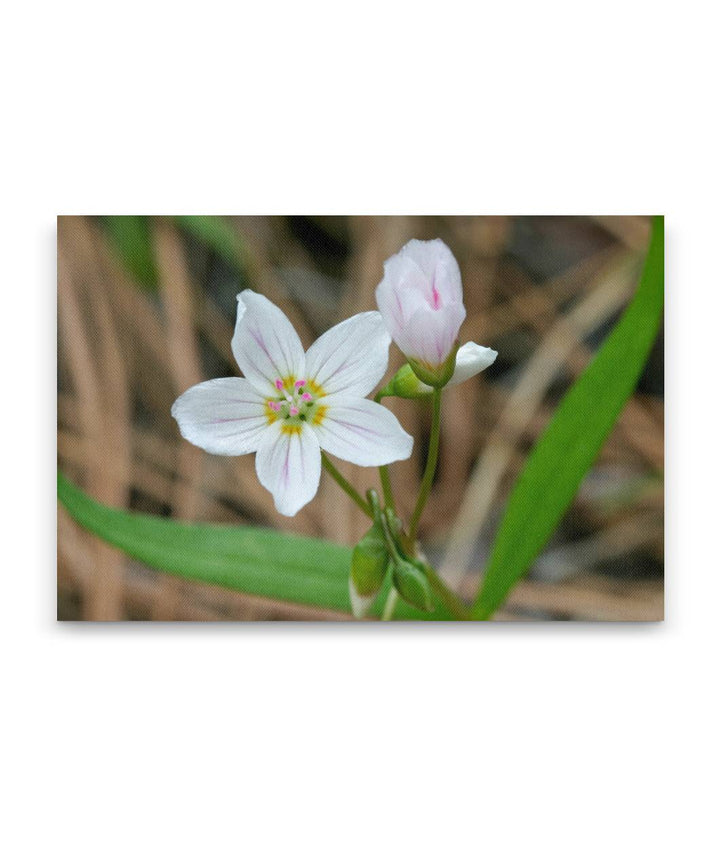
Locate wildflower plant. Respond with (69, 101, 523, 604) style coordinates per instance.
(58, 217, 664, 621)
(171, 239, 496, 617)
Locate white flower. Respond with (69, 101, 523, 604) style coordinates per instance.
(171, 290, 413, 516)
(376, 238, 466, 372)
(376, 238, 497, 387)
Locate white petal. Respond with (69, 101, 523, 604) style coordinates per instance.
(313, 396, 413, 466)
(401, 302, 466, 367)
(171, 378, 269, 456)
(304, 311, 391, 397)
(376, 252, 429, 336)
(255, 421, 321, 516)
(232, 290, 306, 395)
(447, 342, 498, 386)
(349, 578, 376, 619)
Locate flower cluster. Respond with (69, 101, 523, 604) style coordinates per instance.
(173, 236, 496, 517)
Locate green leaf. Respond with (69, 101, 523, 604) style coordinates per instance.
(102, 216, 158, 290)
(57, 473, 452, 620)
(472, 216, 664, 619)
(174, 215, 249, 275)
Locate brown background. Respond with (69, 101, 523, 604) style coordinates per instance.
(57, 215, 663, 620)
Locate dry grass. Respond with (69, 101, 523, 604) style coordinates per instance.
(57, 215, 663, 621)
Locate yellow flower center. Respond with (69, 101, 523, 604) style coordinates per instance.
(266, 377, 327, 431)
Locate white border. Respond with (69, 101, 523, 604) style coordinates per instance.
(4, 2, 716, 854)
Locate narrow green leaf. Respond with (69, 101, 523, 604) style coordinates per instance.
(57, 473, 452, 620)
(473, 216, 664, 619)
(102, 216, 158, 290)
(174, 215, 249, 275)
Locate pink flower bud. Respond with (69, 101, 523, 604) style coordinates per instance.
(375, 239, 466, 374)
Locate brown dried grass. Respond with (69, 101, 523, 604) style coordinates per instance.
(57, 215, 663, 621)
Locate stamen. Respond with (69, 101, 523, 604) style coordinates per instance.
(275, 378, 284, 391)
(289, 405, 299, 416)
(268, 400, 281, 412)
(301, 392, 312, 401)
(295, 379, 306, 389)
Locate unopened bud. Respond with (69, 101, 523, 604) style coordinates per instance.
(392, 559, 433, 612)
(378, 342, 498, 400)
(349, 522, 390, 618)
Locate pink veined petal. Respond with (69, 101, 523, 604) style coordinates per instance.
(313, 396, 413, 467)
(304, 311, 391, 397)
(376, 253, 429, 336)
(255, 421, 322, 517)
(398, 238, 463, 306)
(232, 290, 306, 395)
(171, 377, 269, 456)
(402, 302, 466, 367)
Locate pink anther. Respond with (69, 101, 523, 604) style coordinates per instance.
(289, 406, 299, 416)
(295, 379, 307, 389)
(275, 378, 284, 391)
(301, 392, 312, 401)
(268, 400, 281, 412)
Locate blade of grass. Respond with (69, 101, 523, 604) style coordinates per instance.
(102, 216, 158, 290)
(58, 473, 453, 620)
(174, 215, 249, 276)
(472, 216, 664, 619)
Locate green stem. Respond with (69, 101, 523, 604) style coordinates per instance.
(378, 508, 403, 564)
(378, 465, 395, 513)
(423, 564, 471, 621)
(374, 393, 397, 513)
(321, 453, 372, 518)
(408, 387, 442, 545)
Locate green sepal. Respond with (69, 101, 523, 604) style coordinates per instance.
(393, 559, 433, 612)
(376, 364, 433, 400)
(406, 341, 460, 388)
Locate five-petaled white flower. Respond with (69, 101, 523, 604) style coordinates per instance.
(172, 290, 413, 516)
(376, 238, 497, 384)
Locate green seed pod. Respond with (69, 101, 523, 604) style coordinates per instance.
(349, 522, 390, 617)
(392, 559, 433, 612)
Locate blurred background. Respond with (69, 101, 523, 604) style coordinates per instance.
(57, 215, 663, 621)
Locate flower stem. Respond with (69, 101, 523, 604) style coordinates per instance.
(408, 387, 442, 545)
(374, 393, 397, 513)
(321, 452, 373, 518)
(378, 465, 395, 513)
